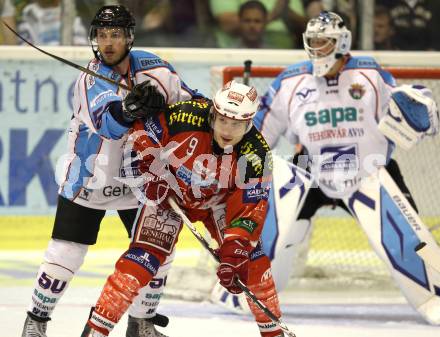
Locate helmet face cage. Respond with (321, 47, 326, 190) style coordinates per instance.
(303, 11, 351, 76)
(89, 5, 136, 65)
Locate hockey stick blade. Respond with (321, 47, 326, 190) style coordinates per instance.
(1, 20, 129, 91)
(415, 241, 440, 273)
(168, 198, 296, 337)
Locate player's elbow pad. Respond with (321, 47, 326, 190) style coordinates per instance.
(378, 84, 439, 150)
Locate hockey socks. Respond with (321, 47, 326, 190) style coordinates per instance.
(87, 269, 143, 335)
(87, 248, 161, 335)
(247, 276, 283, 337)
(28, 262, 73, 320)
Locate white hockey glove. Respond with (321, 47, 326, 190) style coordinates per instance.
(378, 85, 439, 150)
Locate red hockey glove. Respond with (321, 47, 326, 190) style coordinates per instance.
(217, 238, 253, 294)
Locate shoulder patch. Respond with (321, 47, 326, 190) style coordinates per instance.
(346, 56, 379, 70)
(345, 56, 396, 86)
(268, 61, 312, 93)
(130, 50, 170, 71)
(281, 61, 313, 79)
(166, 100, 210, 136)
(138, 57, 166, 69)
(238, 128, 273, 179)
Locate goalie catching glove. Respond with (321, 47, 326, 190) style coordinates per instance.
(217, 237, 253, 294)
(122, 81, 166, 122)
(379, 84, 439, 150)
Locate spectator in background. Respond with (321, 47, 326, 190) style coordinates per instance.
(122, 0, 215, 48)
(232, 0, 270, 48)
(330, 0, 358, 49)
(75, 0, 107, 30)
(303, 0, 325, 18)
(374, 5, 395, 50)
(210, 0, 307, 49)
(0, 0, 17, 44)
(377, 0, 440, 50)
(17, 0, 87, 45)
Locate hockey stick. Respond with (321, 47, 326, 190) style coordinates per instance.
(1, 20, 130, 91)
(168, 198, 296, 337)
(243, 60, 252, 86)
(415, 242, 440, 273)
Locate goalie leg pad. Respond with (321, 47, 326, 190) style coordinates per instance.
(345, 167, 440, 324)
(261, 155, 313, 291)
(263, 218, 312, 292)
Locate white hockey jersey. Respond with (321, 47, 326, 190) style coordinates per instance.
(59, 50, 199, 209)
(254, 56, 396, 198)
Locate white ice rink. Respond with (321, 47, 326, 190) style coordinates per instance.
(1, 251, 440, 337)
(3, 287, 440, 337)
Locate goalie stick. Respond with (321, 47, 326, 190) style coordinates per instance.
(1, 20, 130, 91)
(168, 198, 296, 337)
(415, 242, 440, 273)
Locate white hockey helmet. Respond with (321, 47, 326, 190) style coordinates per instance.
(213, 80, 260, 121)
(303, 11, 351, 77)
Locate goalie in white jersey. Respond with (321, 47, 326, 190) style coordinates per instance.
(215, 11, 440, 324)
(21, 5, 202, 337)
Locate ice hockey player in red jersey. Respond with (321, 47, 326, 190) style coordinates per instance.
(80, 81, 286, 337)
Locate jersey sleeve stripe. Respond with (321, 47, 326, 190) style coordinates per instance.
(138, 70, 170, 103)
(360, 71, 380, 123)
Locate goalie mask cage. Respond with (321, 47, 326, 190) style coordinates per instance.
(165, 66, 440, 300)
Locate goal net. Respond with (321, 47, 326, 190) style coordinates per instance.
(209, 65, 440, 291)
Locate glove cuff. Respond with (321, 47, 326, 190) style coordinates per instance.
(109, 100, 134, 127)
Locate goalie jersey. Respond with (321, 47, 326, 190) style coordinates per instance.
(255, 56, 397, 198)
(58, 50, 197, 209)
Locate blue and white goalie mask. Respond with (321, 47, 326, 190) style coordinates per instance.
(303, 11, 351, 77)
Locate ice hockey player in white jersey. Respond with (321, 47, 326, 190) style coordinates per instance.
(21, 5, 202, 337)
(213, 11, 440, 325)
(255, 11, 440, 324)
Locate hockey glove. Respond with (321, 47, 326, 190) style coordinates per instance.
(123, 81, 166, 122)
(217, 238, 253, 294)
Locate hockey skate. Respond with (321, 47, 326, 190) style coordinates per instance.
(21, 312, 49, 337)
(126, 315, 169, 337)
(80, 323, 106, 337)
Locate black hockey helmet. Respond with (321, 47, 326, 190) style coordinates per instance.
(89, 5, 136, 66)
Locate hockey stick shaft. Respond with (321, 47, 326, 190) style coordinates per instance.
(415, 242, 440, 273)
(243, 60, 252, 86)
(1, 20, 130, 91)
(168, 198, 296, 337)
